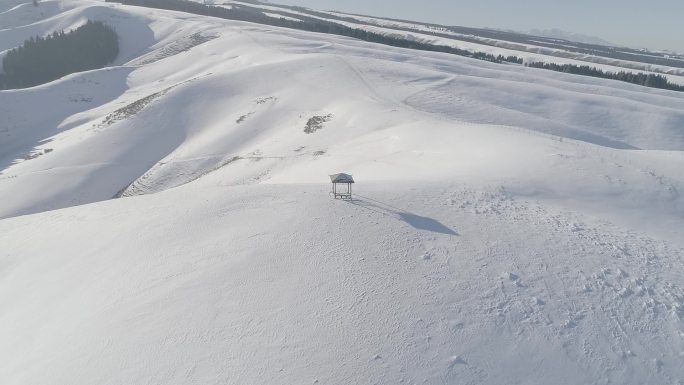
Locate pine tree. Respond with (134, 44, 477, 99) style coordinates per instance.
(1, 21, 118, 90)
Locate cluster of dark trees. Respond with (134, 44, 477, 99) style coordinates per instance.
(525, 62, 684, 92)
(440, 25, 684, 69)
(105, 0, 523, 65)
(0, 20, 118, 90)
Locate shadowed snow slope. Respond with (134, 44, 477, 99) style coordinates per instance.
(1, 182, 683, 385)
(1, 1, 684, 384)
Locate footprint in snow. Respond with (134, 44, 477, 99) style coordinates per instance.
(448, 355, 467, 368)
(503, 272, 526, 287)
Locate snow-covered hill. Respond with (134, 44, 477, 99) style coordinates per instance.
(527, 28, 613, 46)
(3, 181, 684, 385)
(215, 1, 684, 79)
(1, 1, 683, 384)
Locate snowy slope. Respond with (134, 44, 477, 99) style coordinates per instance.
(219, 1, 684, 80)
(2, 1, 684, 218)
(1, 1, 684, 384)
(2, 182, 684, 385)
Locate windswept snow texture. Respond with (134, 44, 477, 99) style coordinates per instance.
(3, 182, 684, 385)
(1, 2, 684, 385)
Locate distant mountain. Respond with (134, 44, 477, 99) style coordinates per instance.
(528, 28, 613, 46)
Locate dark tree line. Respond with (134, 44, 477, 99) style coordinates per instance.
(0, 20, 119, 90)
(105, 0, 523, 65)
(255, 2, 684, 69)
(525, 62, 684, 92)
(103, 0, 682, 93)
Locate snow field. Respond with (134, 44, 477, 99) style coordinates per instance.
(1, 2, 684, 384)
(1, 182, 683, 384)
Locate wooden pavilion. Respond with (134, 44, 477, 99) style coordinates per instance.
(330, 173, 354, 200)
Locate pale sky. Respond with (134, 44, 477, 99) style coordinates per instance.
(276, 0, 684, 52)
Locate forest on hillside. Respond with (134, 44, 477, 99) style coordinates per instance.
(0, 20, 119, 90)
(525, 61, 684, 91)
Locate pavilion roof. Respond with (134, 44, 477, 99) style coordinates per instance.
(329, 173, 354, 183)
